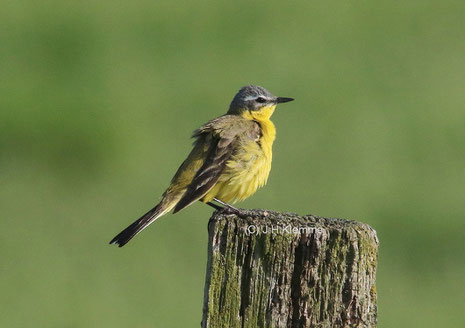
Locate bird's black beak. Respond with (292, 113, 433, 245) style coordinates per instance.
(276, 97, 294, 104)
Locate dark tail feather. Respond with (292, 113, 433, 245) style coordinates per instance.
(109, 205, 165, 247)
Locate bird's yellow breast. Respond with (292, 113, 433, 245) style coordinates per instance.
(203, 105, 276, 203)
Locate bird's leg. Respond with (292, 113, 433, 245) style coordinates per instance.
(206, 201, 223, 211)
(212, 198, 240, 213)
(204, 198, 241, 214)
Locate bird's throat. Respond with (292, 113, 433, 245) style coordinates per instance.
(242, 105, 276, 122)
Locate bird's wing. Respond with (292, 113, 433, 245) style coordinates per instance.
(173, 116, 252, 213)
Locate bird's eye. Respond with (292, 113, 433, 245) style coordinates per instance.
(256, 97, 266, 103)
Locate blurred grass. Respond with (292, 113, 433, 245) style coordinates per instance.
(1, 0, 464, 327)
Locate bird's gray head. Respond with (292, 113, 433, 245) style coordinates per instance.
(227, 85, 294, 115)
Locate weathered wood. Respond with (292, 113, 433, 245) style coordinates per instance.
(201, 209, 378, 328)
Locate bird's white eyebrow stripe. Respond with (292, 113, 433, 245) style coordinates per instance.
(243, 95, 267, 101)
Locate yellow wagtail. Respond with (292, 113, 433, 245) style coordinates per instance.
(110, 85, 294, 247)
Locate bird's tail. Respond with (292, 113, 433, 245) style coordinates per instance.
(109, 202, 172, 247)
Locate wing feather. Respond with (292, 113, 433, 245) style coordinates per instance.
(173, 133, 236, 213)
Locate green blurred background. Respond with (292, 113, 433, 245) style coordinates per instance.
(1, 0, 463, 327)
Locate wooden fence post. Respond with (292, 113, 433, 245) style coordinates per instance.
(201, 209, 378, 328)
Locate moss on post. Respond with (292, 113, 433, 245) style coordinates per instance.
(201, 209, 378, 328)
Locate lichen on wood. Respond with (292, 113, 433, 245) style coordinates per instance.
(201, 209, 378, 328)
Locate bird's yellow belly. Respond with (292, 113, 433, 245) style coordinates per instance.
(203, 139, 273, 204)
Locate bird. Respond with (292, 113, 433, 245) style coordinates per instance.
(109, 85, 294, 247)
